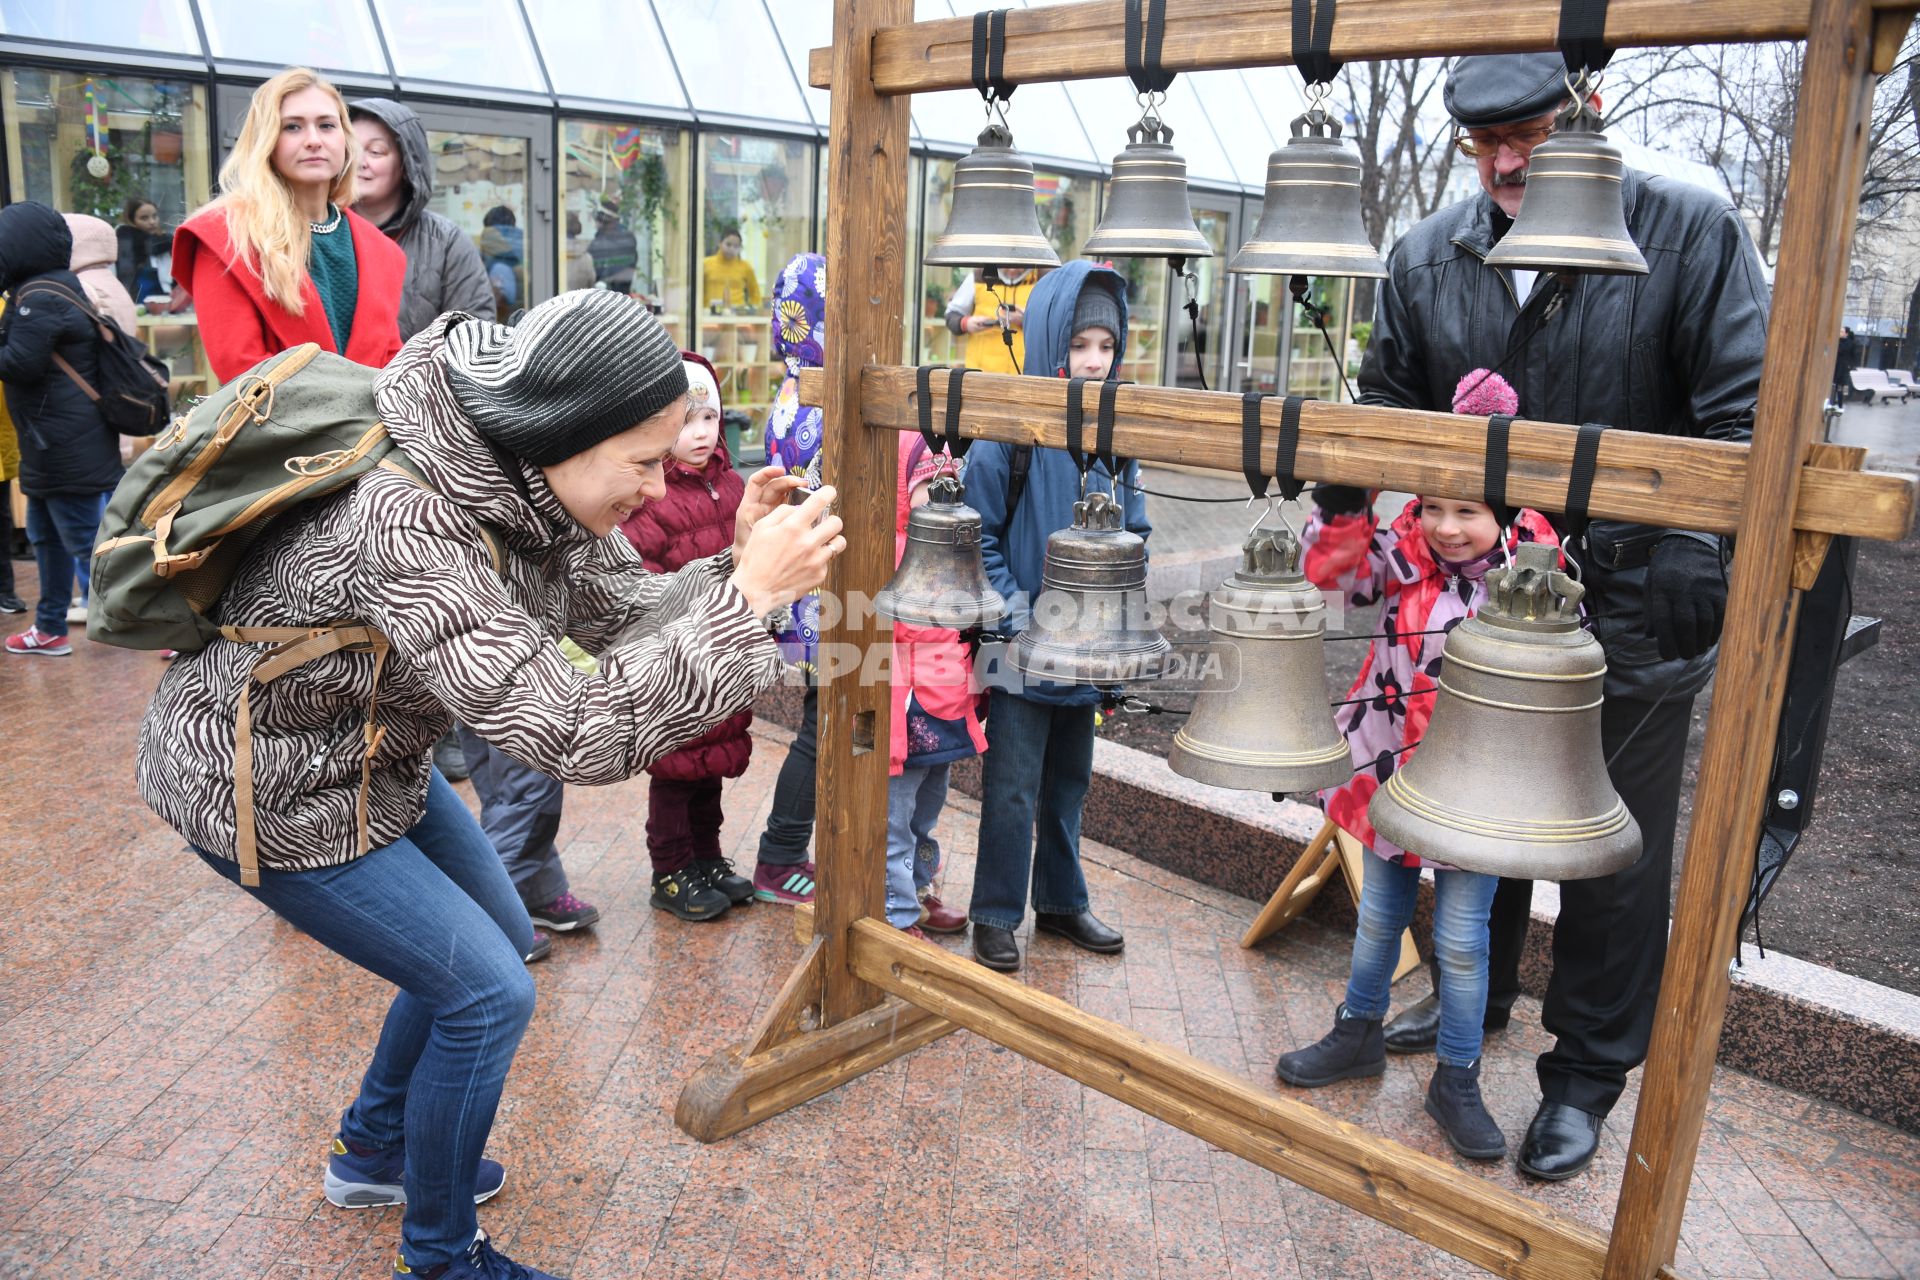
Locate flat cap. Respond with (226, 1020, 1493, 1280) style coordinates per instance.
(1444, 54, 1570, 128)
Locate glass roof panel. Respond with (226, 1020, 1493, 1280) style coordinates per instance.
(1238, 66, 1309, 151)
(759, 0, 832, 130)
(200, 0, 386, 73)
(0, 0, 201, 55)
(917, 0, 1096, 170)
(1060, 72, 1240, 189)
(653, 0, 814, 126)
(1186, 70, 1274, 188)
(523, 0, 685, 110)
(371, 0, 546, 92)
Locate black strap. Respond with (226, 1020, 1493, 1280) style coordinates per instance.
(915, 364, 941, 458)
(1558, 0, 1613, 79)
(1484, 413, 1515, 527)
(1276, 394, 1309, 502)
(1124, 0, 1173, 96)
(1064, 375, 1090, 475)
(1008, 445, 1034, 514)
(1096, 378, 1124, 477)
(943, 366, 971, 459)
(1563, 422, 1605, 538)
(1184, 288, 1209, 393)
(971, 9, 1016, 104)
(1291, 0, 1341, 87)
(1241, 391, 1269, 499)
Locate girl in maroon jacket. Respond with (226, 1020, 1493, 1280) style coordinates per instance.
(619, 354, 756, 921)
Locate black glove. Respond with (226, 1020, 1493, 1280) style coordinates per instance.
(1646, 535, 1728, 661)
(1311, 484, 1370, 517)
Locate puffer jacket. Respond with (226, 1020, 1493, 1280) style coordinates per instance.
(64, 214, 139, 333)
(763, 251, 826, 668)
(348, 98, 496, 339)
(136, 313, 784, 872)
(1359, 169, 1771, 702)
(0, 201, 120, 498)
(617, 435, 754, 782)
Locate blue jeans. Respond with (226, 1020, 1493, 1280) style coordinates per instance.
(1345, 853, 1499, 1068)
(26, 491, 106, 635)
(194, 771, 537, 1270)
(886, 764, 949, 928)
(457, 726, 569, 907)
(969, 690, 1095, 932)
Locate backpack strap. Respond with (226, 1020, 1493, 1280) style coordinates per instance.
(15, 280, 112, 402)
(375, 454, 509, 575)
(1007, 443, 1034, 516)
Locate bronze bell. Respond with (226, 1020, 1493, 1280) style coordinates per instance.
(1083, 120, 1213, 261)
(1229, 110, 1387, 279)
(1168, 526, 1351, 794)
(1367, 542, 1642, 880)
(875, 473, 1008, 629)
(1484, 100, 1648, 275)
(926, 123, 1062, 271)
(1011, 490, 1168, 685)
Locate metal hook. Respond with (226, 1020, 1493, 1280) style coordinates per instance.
(1557, 534, 1585, 583)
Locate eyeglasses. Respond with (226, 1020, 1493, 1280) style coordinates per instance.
(1454, 122, 1556, 159)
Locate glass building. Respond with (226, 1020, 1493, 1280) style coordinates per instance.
(0, 0, 1357, 442)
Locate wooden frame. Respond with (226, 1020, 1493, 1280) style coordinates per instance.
(1241, 820, 1422, 985)
(678, 2, 1919, 1276)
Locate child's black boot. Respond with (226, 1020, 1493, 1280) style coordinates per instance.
(1424, 1059, 1506, 1160)
(651, 867, 731, 922)
(1274, 1004, 1385, 1087)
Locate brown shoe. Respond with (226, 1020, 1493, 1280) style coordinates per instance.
(918, 893, 970, 934)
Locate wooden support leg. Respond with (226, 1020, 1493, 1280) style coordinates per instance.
(1239, 819, 1339, 947)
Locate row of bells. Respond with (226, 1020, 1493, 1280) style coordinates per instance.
(928, 103, 1649, 279)
(879, 481, 1641, 882)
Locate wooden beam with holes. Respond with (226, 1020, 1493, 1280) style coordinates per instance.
(795, 366, 1916, 543)
(805, 0, 1917, 93)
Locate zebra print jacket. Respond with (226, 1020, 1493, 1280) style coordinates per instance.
(137, 313, 784, 872)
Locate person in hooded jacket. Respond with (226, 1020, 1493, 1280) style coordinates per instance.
(137, 289, 844, 1280)
(348, 98, 495, 341)
(959, 260, 1145, 973)
(64, 213, 139, 333)
(0, 202, 122, 657)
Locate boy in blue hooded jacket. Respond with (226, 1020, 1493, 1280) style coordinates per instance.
(960, 261, 1147, 972)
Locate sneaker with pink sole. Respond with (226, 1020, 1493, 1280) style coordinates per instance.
(752, 860, 816, 904)
(6, 627, 71, 656)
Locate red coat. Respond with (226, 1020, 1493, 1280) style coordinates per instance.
(174, 206, 405, 382)
(618, 441, 755, 782)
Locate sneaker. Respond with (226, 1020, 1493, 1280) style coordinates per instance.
(651, 867, 731, 922)
(900, 924, 929, 940)
(5, 627, 70, 656)
(692, 857, 754, 906)
(523, 931, 553, 964)
(326, 1132, 505, 1209)
(0, 592, 24, 614)
(527, 890, 600, 932)
(394, 1230, 563, 1279)
(917, 893, 969, 934)
(67, 597, 86, 626)
(751, 860, 816, 904)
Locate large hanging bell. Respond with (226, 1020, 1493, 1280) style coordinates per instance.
(1229, 110, 1387, 279)
(1011, 490, 1168, 685)
(875, 473, 1008, 629)
(926, 123, 1062, 271)
(1083, 120, 1213, 261)
(1484, 101, 1648, 275)
(1168, 526, 1351, 793)
(1367, 542, 1642, 880)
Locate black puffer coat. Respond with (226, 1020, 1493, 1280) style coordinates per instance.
(0, 201, 120, 498)
(1359, 169, 1772, 702)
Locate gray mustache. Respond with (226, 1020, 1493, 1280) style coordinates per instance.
(1492, 169, 1529, 188)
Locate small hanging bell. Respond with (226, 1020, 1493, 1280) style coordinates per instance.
(1083, 120, 1213, 261)
(1484, 96, 1648, 275)
(1367, 542, 1642, 880)
(926, 123, 1062, 271)
(875, 473, 1008, 630)
(1168, 525, 1352, 794)
(1229, 109, 1387, 279)
(1011, 490, 1168, 685)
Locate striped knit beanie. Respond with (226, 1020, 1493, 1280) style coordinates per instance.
(440, 290, 688, 466)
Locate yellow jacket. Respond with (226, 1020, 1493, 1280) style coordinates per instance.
(0, 299, 16, 483)
(962, 270, 1036, 373)
(702, 254, 762, 309)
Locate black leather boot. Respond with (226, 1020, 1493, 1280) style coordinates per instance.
(1518, 1101, 1604, 1181)
(972, 923, 1021, 972)
(1033, 910, 1124, 954)
(1274, 1004, 1386, 1088)
(1424, 1060, 1506, 1160)
(1383, 991, 1515, 1054)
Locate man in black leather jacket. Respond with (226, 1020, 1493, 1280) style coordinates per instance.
(1333, 53, 1771, 1181)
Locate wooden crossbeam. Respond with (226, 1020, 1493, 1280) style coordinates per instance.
(848, 918, 1684, 1280)
(796, 366, 1916, 544)
(805, 0, 1906, 94)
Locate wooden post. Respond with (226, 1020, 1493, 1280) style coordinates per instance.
(1603, 1, 1893, 1275)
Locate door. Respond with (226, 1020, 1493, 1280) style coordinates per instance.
(1169, 198, 1238, 390)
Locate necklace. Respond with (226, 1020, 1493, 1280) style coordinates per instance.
(310, 204, 341, 235)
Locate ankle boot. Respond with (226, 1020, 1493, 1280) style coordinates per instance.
(1274, 1004, 1386, 1088)
(1424, 1059, 1506, 1160)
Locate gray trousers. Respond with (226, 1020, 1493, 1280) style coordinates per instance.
(455, 727, 569, 909)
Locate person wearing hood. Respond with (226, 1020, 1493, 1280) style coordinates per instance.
(65, 212, 140, 333)
(752, 251, 827, 905)
(136, 289, 843, 1280)
(176, 69, 404, 383)
(0, 201, 122, 657)
(957, 260, 1145, 973)
(348, 98, 495, 341)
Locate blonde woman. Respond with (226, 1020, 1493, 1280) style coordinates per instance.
(174, 67, 404, 381)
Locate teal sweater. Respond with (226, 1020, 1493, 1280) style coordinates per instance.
(306, 210, 358, 353)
